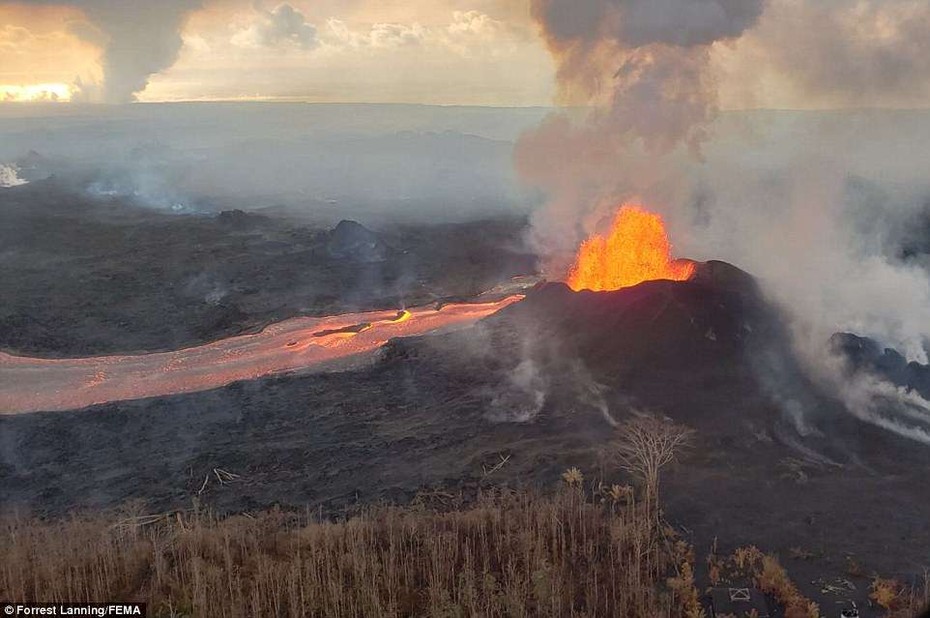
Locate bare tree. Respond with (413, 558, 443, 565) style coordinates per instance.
(612, 415, 694, 516)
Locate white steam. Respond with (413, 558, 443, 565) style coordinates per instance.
(489, 358, 548, 423)
(670, 116, 930, 442)
(0, 164, 28, 188)
(520, 0, 930, 442)
(721, 0, 930, 109)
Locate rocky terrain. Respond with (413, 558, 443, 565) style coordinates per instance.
(0, 178, 534, 357)
(2, 180, 929, 616)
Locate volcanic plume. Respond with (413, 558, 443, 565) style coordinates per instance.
(516, 0, 766, 262)
(566, 205, 694, 292)
(19, 0, 202, 103)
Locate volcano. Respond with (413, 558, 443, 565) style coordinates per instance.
(3, 254, 930, 608)
(455, 260, 848, 449)
(2, 200, 930, 608)
(501, 261, 763, 373)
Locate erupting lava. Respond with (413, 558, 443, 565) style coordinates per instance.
(567, 205, 694, 292)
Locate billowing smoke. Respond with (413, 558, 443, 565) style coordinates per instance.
(516, 0, 766, 269)
(680, 0, 930, 444)
(725, 0, 930, 109)
(23, 0, 202, 103)
(678, 126, 930, 444)
(519, 0, 930, 444)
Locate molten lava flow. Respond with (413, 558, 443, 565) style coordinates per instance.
(0, 296, 523, 414)
(566, 205, 694, 292)
(389, 310, 411, 323)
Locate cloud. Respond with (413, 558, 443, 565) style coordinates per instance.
(0, 24, 33, 51)
(3, 2, 547, 105)
(0, 17, 97, 88)
(326, 19, 426, 49)
(0, 83, 72, 102)
(447, 10, 504, 37)
(440, 10, 515, 56)
(233, 3, 319, 50)
(367, 22, 426, 48)
(323, 10, 517, 52)
(324, 10, 531, 58)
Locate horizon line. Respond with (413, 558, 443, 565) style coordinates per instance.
(2, 100, 930, 113)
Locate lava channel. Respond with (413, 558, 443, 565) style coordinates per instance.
(0, 297, 522, 414)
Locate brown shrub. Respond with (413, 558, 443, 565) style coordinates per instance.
(754, 555, 818, 618)
(892, 571, 930, 618)
(871, 576, 902, 611)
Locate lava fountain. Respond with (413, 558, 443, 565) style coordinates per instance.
(566, 205, 694, 292)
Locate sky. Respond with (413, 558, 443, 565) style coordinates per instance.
(1, 0, 929, 108)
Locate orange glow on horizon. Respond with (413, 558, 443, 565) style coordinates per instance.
(566, 205, 694, 292)
(1, 83, 73, 103)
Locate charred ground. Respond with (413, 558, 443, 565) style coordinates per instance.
(0, 178, 534, 357)
(2, 182, 930, 615)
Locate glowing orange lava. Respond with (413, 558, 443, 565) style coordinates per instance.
(566, 205, 694, 292)
(0, 296, 523, 414)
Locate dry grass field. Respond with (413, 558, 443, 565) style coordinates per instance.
(2, 484, 692, 617)
(3, 481, 929, 617)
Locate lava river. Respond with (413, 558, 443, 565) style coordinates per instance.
(0, 296, 523, 414)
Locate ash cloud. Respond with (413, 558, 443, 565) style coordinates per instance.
(519, 0, 930, 444)
(22, 0, 202, 103)
(516, 0, 766, 271)
(531, 0, 764, 50)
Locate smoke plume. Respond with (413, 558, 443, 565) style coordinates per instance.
(24, 0, 202, 103)
(516, 0, 766, 268)
(726, 0, 930, 109)
(519, 0, 930, 444)
(678, 136, 930, 444)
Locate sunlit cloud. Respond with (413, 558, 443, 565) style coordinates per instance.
(2, 0, 926, 108)
(139, 2, 554, 105)
(231, 3, 319, 50)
